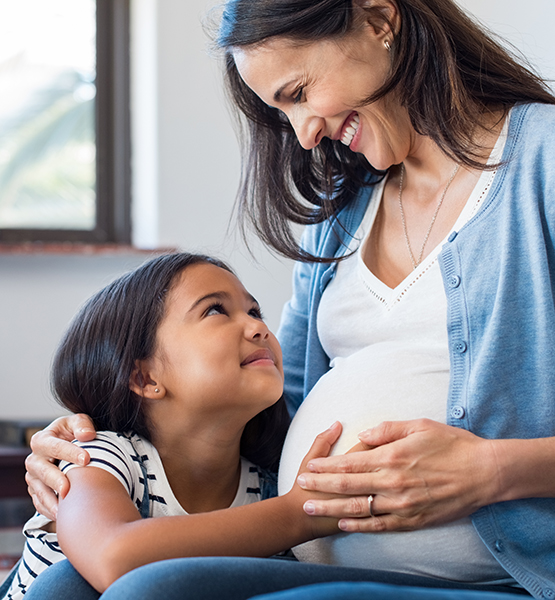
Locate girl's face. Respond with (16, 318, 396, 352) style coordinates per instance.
(233, 27, 413, 171)
(147, 263, 283, 421)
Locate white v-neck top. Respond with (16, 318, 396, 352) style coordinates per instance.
(278, 120, 516, 583)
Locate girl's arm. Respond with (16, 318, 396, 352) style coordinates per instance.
(57, 424, 341, 593)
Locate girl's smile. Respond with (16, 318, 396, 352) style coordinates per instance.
(241, 348, 278, 367)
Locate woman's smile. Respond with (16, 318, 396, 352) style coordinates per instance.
(340, 112, 360, 148)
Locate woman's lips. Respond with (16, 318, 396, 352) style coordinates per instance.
(241, 348, 276, 367)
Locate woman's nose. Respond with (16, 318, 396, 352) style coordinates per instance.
(289, 108, 324, 150)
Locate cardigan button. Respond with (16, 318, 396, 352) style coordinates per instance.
(451, 406, 465, 420)
(448, 231, 458, 242)
(543, 589, 555, 599)
(454, 341, 468, 354)
(448, 275, 461, 288)
(494, 540, 504, 553)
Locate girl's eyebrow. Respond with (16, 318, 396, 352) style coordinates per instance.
(188, 291, 259, 312)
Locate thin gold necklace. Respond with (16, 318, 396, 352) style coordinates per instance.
(398, 163, 460, 269)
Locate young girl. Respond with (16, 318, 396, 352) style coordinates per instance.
(4, 252, 341, 599)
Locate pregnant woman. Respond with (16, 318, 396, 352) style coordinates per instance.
(24, 0, 555, 598)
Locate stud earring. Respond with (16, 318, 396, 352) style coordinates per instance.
(154, 388, 160, 393)
(384, 40, 391, 51)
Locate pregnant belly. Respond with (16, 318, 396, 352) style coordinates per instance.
(277, 348, 508, 582)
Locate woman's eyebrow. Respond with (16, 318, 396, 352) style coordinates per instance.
(274, 80, 296, 102)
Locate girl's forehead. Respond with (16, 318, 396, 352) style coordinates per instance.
(170, 263, 248, 302)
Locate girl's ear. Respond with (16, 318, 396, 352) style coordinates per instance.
(129, 360, 166, 399)
(355, 0, 401, 39)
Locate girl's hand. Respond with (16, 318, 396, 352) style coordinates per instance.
(296, 418, 498, 533)
(286, 421, 343, 539)
(25, 414, 96, 520)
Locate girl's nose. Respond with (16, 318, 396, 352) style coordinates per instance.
(246, 316, 270, 340)
(289, 108, 324, 150)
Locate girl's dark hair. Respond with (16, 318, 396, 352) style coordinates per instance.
(51, 252, 290, 471)
(218, 0, 555, 262)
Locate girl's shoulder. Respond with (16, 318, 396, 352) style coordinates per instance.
(59, 431, 154, 498)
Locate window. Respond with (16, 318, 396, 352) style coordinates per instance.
(0, 0, 131, 244)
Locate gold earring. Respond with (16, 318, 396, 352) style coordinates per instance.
(384, 40, 391, 51)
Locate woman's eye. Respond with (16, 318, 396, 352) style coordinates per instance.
(205, 303, 226, 317)
(293, 87, 304, 104)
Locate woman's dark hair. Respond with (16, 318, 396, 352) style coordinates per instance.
(51, 252, 290, 471)
(218, 0, 555, 262)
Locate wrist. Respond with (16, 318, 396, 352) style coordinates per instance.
(281, 489, 315, 542)
(485, 437, 555, 504)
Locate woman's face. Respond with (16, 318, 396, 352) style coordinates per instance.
(233, 26, 413, 170)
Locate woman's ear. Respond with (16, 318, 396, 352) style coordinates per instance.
(354, 0, 401, 39)
(129, 359, 166, 399)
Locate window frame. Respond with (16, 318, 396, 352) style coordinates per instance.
(0, 0, 131, 244)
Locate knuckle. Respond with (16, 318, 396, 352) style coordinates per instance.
(337, 458, 353, 474)
(335, 475, 350, 494)
(29, 430, 44, 451)
(388, 473, 406, 491)
(397, 496, 412, 512)
(24, 452, 34, 471)
(370, 517, 388, 532)
(348, 497, 366, 517)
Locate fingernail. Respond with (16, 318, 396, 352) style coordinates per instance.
(338, 520, 349, 531)
(329, 421, 340, 430)
(78, 454, 87, 466)
(358, 429, 372, 439)
(78, 428, 94, 435)
(297, 475, 307, 488)
(53, 506, 58, 520)
(304, 502, 315, 515)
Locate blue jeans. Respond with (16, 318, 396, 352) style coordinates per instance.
(23, 557, 529, 600)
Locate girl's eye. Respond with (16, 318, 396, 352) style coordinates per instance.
(248, 306, 264, 320)
(205, 303, 227, 317)
(293, 87, 304, 104)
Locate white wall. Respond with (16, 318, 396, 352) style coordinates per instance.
(0, 0, 554, 421)
(459, 0, 555, 85)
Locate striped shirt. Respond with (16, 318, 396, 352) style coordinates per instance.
(4, 431, 264, 600)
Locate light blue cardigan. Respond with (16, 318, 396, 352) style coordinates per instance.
(277, 102, 555, 599)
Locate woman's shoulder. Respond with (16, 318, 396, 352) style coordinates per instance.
(510, 102, 555, 145)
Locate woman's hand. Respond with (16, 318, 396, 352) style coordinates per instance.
(297, 418, 499, 533)
(25, 414, 96, 520)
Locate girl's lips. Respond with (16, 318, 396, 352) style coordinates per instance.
(241, 348, 276, 366)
